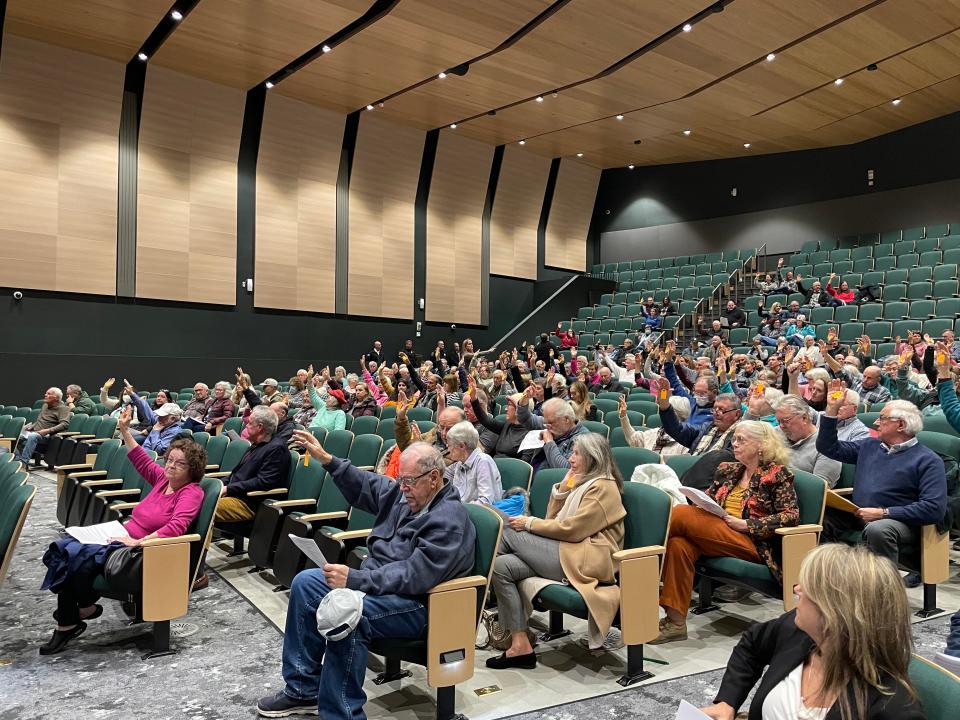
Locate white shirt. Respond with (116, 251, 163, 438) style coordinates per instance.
(442, 448, 503, 505)
(762, 664, 829, 720)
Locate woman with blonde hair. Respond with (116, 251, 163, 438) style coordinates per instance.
(701, 543, 923, 720)
(653, 420, 799, 644)
(486, 433, 626, 668)
(568, 380, 598, 421)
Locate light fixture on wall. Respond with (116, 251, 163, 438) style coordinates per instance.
(535, 96, 544, 103)
(137, 52, 148, 62)
(766, 53, 776, 62)
(438, 72, 447, 79)
(265, 81, 274, 89)
(628, 164, 635, 169)
(834, 78, 844, 86)
(322, 45, 332, 53)
(449, 123, 457, 129)
(518, 139, 526, 145)
(891, 98, 902, 106)
(743, 142, 752, 148)
(682, 23, 693, 32)
(616, 114, 624, 120)
(171, 10, 183, 21)
(576, 152, 583, 157)
(683, 129, 691, 136)
(366, 104, 375, 111)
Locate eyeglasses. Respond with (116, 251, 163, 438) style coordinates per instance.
(397, 470, 433, 488)
(875, 415, 899, 424)
(166, 459, 189, 470)
(713, 407, 739, 416)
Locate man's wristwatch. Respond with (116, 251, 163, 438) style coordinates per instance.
(882, 508, 890, 518)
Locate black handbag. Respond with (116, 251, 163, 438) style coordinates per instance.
(104, 545, 144, 593)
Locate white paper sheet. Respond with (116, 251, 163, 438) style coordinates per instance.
(518, 430, 546, 451)
(675, 700, 712, 719)
(65, 520, 129, 545)
(678, 486, 727, 517)
(289, 534, 331, 568)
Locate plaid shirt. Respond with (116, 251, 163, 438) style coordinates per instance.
(844, 370, 892, 405)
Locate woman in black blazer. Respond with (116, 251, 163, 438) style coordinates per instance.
(700, 544, 924, 720)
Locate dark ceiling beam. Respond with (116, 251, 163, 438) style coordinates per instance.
(132, 0, 201, 64)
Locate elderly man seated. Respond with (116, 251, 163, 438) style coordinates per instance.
(821, 387, 871, 443)
(64, 384, 97, 416)
(444, 421, 503, 504)
(817, 384, 947, 567)
(128, 383, 183, 456)
(182, 383, 210, 421)
(517, 395, 590, 469)
(257, 434, 476, 720)
(182, 380, 235, 434)
(656, 379, 742, 456)
(774, 395, 841, 486)
(662, 341, 718, 427)
(15, 387, 71, 465)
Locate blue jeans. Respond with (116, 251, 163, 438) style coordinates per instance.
(15, 431, 45, 463)
(757, 336, 780, 346)
(281, 570, 427, 720)
(946, 610, 960, 657)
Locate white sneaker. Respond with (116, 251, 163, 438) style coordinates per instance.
(578, 627, 625, 654)
(934, 652, 960, 676)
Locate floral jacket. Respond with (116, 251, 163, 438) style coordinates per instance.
(707, 462, 799, 582)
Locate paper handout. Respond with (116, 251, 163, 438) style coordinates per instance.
(518, 430, 546, 452)
(288, 534, 331, 568)
(65, 520, 129, 545)
(825, 489, 860, 514)
(678, 486, 727, 517)
(675, 700, 712, 720)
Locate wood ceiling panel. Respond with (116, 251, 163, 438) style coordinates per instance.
(377, 0, 703, 130)
(3, 0, 173, 61)
(277, 1, 545, 112)
(153, 1, 369, 89)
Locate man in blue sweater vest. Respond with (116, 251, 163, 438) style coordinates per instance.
(258, 433, 476, 719)
(816, 380, 947, 567)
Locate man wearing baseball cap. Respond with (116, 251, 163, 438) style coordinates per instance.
(128, 386, 183, 456)
(260, 378, 283, 405)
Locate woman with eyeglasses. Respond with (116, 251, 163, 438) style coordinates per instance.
(486, 433, 626, 669)
(39, 406, 207, 655)
(700, 543, 923, 720)
(652, 420, 799, 644)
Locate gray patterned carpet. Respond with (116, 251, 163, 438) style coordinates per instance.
(1, 471, 954, 719)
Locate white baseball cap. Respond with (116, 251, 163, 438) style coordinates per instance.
(315, 588, 365, 641)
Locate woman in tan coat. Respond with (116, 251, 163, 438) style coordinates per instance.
(487, 433, 626, 669)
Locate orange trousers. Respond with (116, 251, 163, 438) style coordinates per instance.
(660, 504, 760, 620)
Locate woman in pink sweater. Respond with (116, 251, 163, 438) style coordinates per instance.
(40, 407, 206, 655)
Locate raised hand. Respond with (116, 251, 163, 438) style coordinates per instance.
(293, 429, 331, 463)
(662, 340, 676, 362)
(436, 390, 446, 412)
(935, 341, 951, 380)
(716, 355, 727, 377)
(786, 362, 801, 377)
(899, 345, 914, 366)
(117, 405, 133, 434)
(825, 378, 845, 416)
(396, 390, 408, 417)
(410, 421, 422, 442)
(103, 377, 116, 390)
(123, 378, 135, 396)
(618, 394, 627, 418)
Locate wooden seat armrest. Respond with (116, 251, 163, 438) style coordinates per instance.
(80, 478, 122, 488)
(297, 511, 349, 523)
(833, 488, 853, 496)
(268, 499, 316, 508)
(95, 489, 142, 498)
(247, 488, 288, 497)
(613, 544, 666, 562)
(87, 438, 110, 445)
(110, 502, 140, 511)
(72, 434, 96, 440)
(206, 471, 230, 478)
(776, 524, 822, 535)
(67, 469, 107, 479)
(141, 534, 201, 548)
(204, 464, 220, 471)
(57, 462, 94, 473)
(355, 466, 375, 471)
(332, 529, 371, 541)
(428, 575, 486, 594)
(57, 432, 81, 437)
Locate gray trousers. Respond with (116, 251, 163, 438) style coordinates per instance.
(862, 518, 918, 568)
(492, 527, 565, 632)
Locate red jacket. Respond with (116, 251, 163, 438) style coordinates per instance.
(826, 282, 854, 303)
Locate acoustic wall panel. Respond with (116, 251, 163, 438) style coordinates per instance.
(348, 113, 424, 319)
(256, 95, 344, 312)
(545, 158, 600, 271)
(426, 131, 493, 325)
(136, 66, 244, 304)
(0, 34, 122, 295)
(489, 144, 549, 279)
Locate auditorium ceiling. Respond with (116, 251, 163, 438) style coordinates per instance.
(6, 0, 960, 168)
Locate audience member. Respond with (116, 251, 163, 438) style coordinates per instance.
(443, 421, 503, 504)
(346, 382, 377, 417)
(307, 370, 347, 432)
(588, 366, 624, 394)
(721, 300, 746, 328)
(517, 395, 590, 469)
(128, 385, 183, 456)
(619, 393, 690, 456)
(14, 387, 70, 465)
(773, 395, 841, 485)
(182, 381, 235, 434)
(64, 384, 97, 416)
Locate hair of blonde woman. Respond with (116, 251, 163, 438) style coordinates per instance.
(571, 433, 623, 491)
(567, 380, 594, 420)
(231, 376, 250, 404)
(733, 419, 791, 467)
(770, 301, 782, 312)
(442, 374, 459, 393)
(805, 367, 830, 385)
(798, 543, 917, 720)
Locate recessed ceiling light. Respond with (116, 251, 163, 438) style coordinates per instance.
(378, 102, 384, 108)
(265, 81, 274, 89)
(438, 72, 447, 79)
(834, 78, 844, 86)
(576, 153, 583, 157)
(518, 140, 526, 145)
(616, 114, 624, 120)
(766, 53, 776, 62)
(366, 104, 375, 111)
(535, 96, 544, 103)
(551, 92, 558, 98)
(892, 98, 902, 106)
(137, 52, 148, 62)
(682, 23, 693, 32)
(449, 123, 457, 129)
(170, 10, 183, 21)
(683, 129, 691, 136)
(743, 142, 752, 148)
(321, 45, 332, 53)
(628, 164, 635, 169)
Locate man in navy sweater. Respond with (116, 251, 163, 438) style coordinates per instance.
(816, 380, 946, 567)
(258, 432, 476, 720)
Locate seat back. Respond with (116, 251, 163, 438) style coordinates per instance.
(611, 446, 660, 481)
(621, 482, 672, 552)
(286, 454, 326, 501)
(465, 504, 504, 622)
(530, 468, 569, 518)
(582, 420, 610, 437)
(190, 431, 211, 449)
(205, 435, 229, 467)
(188, 477, 224, 580)
(222, 417, 244, 435)
(0, 483, 35, 592)
(350, 416, 379, 436)
(91, 438, 121, 472)
(791, 468, 827, 526)
(323, 429, 354, 460)
(348, 433, 383, 468)
(407, 407, 433, 423)
(3, 416, 25, 440)
(218, 438, 251, 474)
(494, 457, 533, 492)
(909, 654, 960, 720)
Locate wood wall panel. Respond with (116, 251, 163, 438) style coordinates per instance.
(256, 94, 344, 312)
(136, 66, 244, 304)
(348, 113, 424, 319)
(0, 34, 122, 295)
(545, 159, 599, 271)
(489, 144, 549, 279)
(426, 131, 493, 325)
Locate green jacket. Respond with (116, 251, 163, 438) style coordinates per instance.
(937, 380, 960, 434)
(69, 391, 97, 416)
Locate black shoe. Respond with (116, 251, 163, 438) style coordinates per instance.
(486, 651, 537, 670)
(256, 690, 317, 717)
(52, 604, 102, 624)
(39, 622, 87, 655)
(903, 572, 921, 588)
